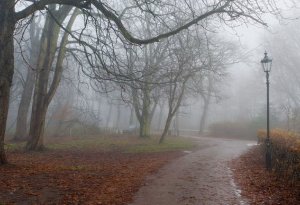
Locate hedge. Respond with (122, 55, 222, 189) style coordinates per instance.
(257, 129, 300, 184)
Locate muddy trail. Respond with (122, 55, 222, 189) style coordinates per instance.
(129, 137, 255, 205)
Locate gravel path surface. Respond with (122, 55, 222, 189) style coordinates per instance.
(129, 137, 255, 205)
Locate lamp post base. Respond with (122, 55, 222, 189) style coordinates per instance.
(265, 138, 272, 170)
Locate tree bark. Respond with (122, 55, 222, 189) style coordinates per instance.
(139, 87, 151, 137)
(129, 106, 134, 126)
(139, 114, 151, 138)
(199, 97, 210, 135)
(159, 112, 173, 144)
(115, 103, 121, 129)
(26, 6, 75, 151)
(159, 82, 186, 144)
(106, 103, 112, 128)
(157, 102, 164, 131)
(14, 17, 41, 141)
(199, 75, 213, 135)
(14, 68, 35, 141)
(0, 0, 15, 164)
(26, 10, 59, 150)
(174, 108, 180, 136)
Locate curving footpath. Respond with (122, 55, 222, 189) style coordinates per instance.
(129, 137, 255, 205)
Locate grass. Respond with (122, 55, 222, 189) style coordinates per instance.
(4, 142, 26, 152)
(5, 135, 198, 153)
(125, 137, 197, 153)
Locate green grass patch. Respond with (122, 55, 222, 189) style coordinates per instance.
(4, 142, 26, 151)
(5, 135, 198, 153)
(48, 135, 197, 153)
(47, 136, 131, 151)
(125, 137, 197, 153)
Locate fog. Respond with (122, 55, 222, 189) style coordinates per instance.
(3, 0, 300, 148)
(3, 2, 300, 203)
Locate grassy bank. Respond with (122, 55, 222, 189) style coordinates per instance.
(5, 135, 198, 153)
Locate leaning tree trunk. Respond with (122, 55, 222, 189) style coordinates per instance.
(0, 0, 15, 164)
(159, 83, 186, 144)
(159, 113, 173, 144)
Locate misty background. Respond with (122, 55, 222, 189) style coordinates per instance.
(5, 1, 300, 143)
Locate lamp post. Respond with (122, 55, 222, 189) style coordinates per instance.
(261, 51, 272, 170)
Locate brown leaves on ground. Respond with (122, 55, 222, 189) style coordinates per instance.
(231, 146, 300, 205)
(0, 150, 182, 205)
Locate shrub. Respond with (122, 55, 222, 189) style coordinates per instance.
(209, 121, 258, 140)
(257, 129, 300, 184)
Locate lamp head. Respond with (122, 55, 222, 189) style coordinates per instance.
(261, 51, 272, 72)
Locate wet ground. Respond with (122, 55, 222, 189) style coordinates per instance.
(129, 137, 255, 205)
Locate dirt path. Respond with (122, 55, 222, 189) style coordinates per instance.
(129, 137, 255, 205)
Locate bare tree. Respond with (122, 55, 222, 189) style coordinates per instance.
(26, 7, 80, 150)
(197, 36, 237, 134)
(266, 19, 300, 131)
(0, 0, 282, 164)
(14, 17, 41, 141)
(159, 31, 200, 143)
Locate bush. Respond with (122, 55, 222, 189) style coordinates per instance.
(208, 121, 258, 140)
(257, 129, 300, 184)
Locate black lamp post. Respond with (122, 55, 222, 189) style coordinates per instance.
(261, 51, 272, 170)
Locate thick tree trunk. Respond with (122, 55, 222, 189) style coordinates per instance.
(26, 6, 74, 151)
(26, 40, 53, 150)
(139, 114, 151, 138)
(26, 105, 47, 150)
(14, 18, 40, 141)
(0, 0, 15, 164)
(14, 68, 34, 141)
(26, 8, 57, 150)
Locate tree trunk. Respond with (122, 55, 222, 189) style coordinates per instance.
(14, 67, 35, 141)
(0, 0, 15, 164)
(157, 103, 164, 131)
(139, 114, 151, 138)
(26, 6, 74, 151)
(199, 75, 212, 135)
(199, 98, 210, 135)
(26, 104, 48, 150)
(174, 108, 180, 136)
(139, 88, 151, 138)
(129, 106, 134, 126)
(159, 113, 172, 144)
(26, 35, 55, 150)
(159, 82, 186, 144)
(115, 103, 121, 129)
(106, 103, 112, 128)
(14, 17, 40, 141)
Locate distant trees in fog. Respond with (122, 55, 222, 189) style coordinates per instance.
(0, 0, 284, 164)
